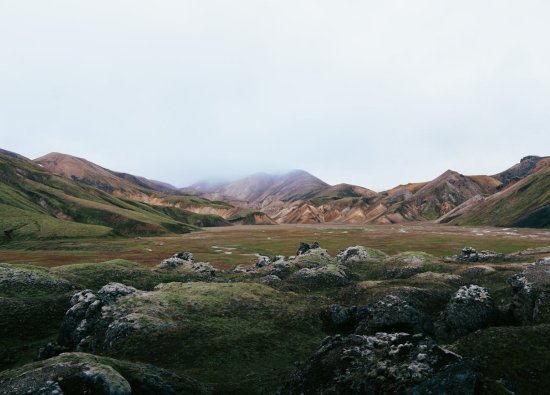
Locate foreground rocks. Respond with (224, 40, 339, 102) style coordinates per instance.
(509, 259, 550, 324)
(0, 352, 205, 395)
(278, 333, 476, 394)
(336, 245, 387, 265)
(58, 283, 140, 351)
(435, 285, 495, 340)
(454, 247, 504, 263)
(156, 252, 216, 280)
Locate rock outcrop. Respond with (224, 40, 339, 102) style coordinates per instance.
(296, 241, 320, 256)
(0, 352, 205, 395)
(287, 265, 349, 290)
(455, 247, 504, 263)
(156, 252, 216, 280)
(336, 245, 387, 265)
(435, 285, 495, 339)
(156, 252, 195, 268)
(58, 283, 139, 351)
(278, 333, 476, 394)
(509, 259, 550, 324)
(355, 295, 431, 335)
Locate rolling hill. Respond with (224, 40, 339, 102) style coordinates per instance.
(450, 160, 550, 228)
(0, 150, 229, 242)
(2, 148, 548, 238)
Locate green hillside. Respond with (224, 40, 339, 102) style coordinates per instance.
(451, 168, 550, 228)
(0, 151, 228, 241)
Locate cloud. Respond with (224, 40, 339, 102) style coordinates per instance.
(1, 1, 549, 190)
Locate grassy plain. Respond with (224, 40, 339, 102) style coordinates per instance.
(1, 223, 549, 269)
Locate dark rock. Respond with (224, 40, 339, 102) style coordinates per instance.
(0, 352, 206, 395)
(382, 265, 424, 279)
(355, 295, 431, 335)
(157, 252, 195, 269)
(255, 255, 271, 268)
(58, 284, 139, 350)
(320, 305, 358, 334)
(297, 241, 320, 256)
(509, 260, 550, 324)
(287, 265, 349, 290)
(336, 246, 387, 265)
(297, 242, 311, 256)
(455, 247, 504, 263)
(435, 285, 495, 340)
(36, 342, 69, 361)
(278, 333, 476, 394)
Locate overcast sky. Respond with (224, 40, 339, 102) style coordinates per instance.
(1, 1, 549, 191)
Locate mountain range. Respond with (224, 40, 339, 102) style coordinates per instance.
(1, 148, 548, 241)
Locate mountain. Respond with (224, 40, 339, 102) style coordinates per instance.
(3, 148, 548, 234)
(192, 170, 329, 206)
(0, 150, 229, 242)
(450, 158, 550, 228)
(34, 153, 177, 200)
(494, 155, 550, 188)
(376, 170, 502, 222)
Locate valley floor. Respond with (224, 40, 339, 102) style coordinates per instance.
(1, 223, 549, 269)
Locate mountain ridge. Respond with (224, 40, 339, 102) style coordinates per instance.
(1, 148, 548, 236)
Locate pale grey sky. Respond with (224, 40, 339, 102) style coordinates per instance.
(1, 1, 549, 191)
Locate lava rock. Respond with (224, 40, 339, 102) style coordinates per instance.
(157, 252, 195, 269)
(455, 247, 504, 263)
(509, 259, 550, 324)
(58, 283, 139, 350)
(287, 265, 349, 290)
(255, 255, 271, 268)
(320, 305, 358, 334)
(0, 352, 205, 395)
(296, 241, 320, 256)
(278, 332, 476, 394)
(336, 246, 387, 265)
(355, 295, 431, 335)
(435, 285, 495, 340)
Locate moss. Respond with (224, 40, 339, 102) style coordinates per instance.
(88, 282, 327, 393)
(450, 325, 550, 393)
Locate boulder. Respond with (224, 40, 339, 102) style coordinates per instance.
(336, 246, 387, 265)
(320, 304, 358, 334)
(435, 285, 495, 340)
(0, 352, 205, 395)
(382, 252, 436, 279)
(278, 333, 476, 394)
(355, 294, 431, 335)
(58, 283, 139, 351)
(287, 265, 349, 290)
(269, 260, 295, 278)
(296, 241, 320, 256)
(255, 255, 271, 268)
(157, 252, 195, 269)
(455, 247, 504, 263)
(157, 252, 216, 281)
(509, 259, 550, 324)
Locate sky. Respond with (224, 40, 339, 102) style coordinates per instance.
(1, 1, 549, 191)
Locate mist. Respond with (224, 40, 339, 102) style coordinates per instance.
(1, 1, 549, 191)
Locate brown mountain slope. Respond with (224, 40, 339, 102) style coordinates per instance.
(450, 166, 550, 228)
(34, 153, 174, 200)
(194, 170, 329, 207)
(376, 170, 501, 222)
(494, 155, 550, 188)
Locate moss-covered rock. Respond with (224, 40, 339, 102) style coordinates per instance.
(0, 352, 206, 395)
(336, 245, 387, 265)
(53, 282, 326, 393)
